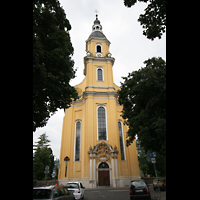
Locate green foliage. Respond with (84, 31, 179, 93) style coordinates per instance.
(118, 57, 166, 156)
(124, 0, 166, 40)
(136, 139, 166, 177)
(33, 133, 55, 180)
(33, 0, 78, 132)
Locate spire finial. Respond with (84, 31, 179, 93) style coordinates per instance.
(94, 9, 98, 19)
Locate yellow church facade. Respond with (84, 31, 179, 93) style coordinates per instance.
(58, 15, 140, 188)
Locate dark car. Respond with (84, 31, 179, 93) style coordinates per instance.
(33, 185, 74, 200)
(130, 180, 151, 200)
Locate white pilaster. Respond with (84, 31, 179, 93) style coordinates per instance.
(93, 157, 96, 180)
(115, 158, 118, 179)
(90, 158, 92, 180)
(112, 157, 116, 187)
(112, 158, 115, 179)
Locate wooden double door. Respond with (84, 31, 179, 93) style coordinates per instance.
(98, 170, 110, 186)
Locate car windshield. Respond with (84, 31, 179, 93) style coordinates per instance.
(131, 181, 146, 187)
(33, 189, 51, 199)
(66, 183, 79, 189)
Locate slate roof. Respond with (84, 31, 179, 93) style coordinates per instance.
(88, 31, 106, 38)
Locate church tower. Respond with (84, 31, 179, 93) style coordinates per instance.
(58, 15, 140, 188)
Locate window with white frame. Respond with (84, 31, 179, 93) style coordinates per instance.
(96, 44, 102, 53)
(96, 44, 103, 57)
(97, 67, 103, 81)
(75, 120, 81, 161)
(97, 106, 107, 140)
(118, 121, 125, 160)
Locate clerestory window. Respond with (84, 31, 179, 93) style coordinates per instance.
(74, 120, 81, 161)
(97, 106, 107, 140)
(118, 121, 125, 160)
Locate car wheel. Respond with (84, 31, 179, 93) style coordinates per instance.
(82, 195, 84, 199)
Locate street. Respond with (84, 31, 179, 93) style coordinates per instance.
(84, 184, 166, 200)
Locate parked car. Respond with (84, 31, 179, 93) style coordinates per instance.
(33, 185, 74, 200)
(153, 178, 166, 191)
(66, 182, 85, 199)
(130, 180, 151, 200)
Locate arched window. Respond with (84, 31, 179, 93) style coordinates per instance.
(97, 106, 107, 140)
(97, 68, 103, 81)
(74, 121, 81, 161)
(118, 121, 125, 160)
(98, 162, 109, 168)
(97, 45, 101, 53)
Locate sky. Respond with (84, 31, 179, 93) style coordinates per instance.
(33, 0, 166, 160)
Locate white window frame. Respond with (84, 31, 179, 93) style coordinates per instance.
(118, 120, 126, 161)
(96, 43, 103, 57)
(97, 105, 108, 141)
(74, 119, 81, 162)
(96, 43, 102, 53)
(96, 66, 104, 82)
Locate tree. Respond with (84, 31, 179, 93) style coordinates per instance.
(33, 133, 54, 180)
(136, 139, 166, 177)
(118, 57, 166, 156)
(123, 0, 166, 40)
(33, 0, 78, 132)
(136, 139, 149, 176)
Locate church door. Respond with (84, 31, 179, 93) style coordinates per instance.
(98, 162, 110, 186)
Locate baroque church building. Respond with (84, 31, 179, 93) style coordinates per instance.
(58, 15, 140, 188)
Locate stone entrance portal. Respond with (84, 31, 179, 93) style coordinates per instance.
(88, 141, 118, 187)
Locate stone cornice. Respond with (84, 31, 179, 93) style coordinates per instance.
(85, 36, 111, 46)
(71, 91, 119, 105)
(84, 55, 115, 65)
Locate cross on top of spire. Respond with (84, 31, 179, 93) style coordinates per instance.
(92, 9, 102, 33)
(94, 9, 98, 15)
(94, 9, 99, 19)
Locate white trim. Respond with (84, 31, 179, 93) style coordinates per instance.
(96, 43, 102, 54)
(93, 159, 96, 180)
(118, 120, 126, 161)
(97, 105, 108, 141)
(115, 158, 118, 179)
(90, 159, 92, 180)
(112, 158, 115, 179)
(74, 120, 81, 162)
(96, 43, 103, 57)
(96, 66, 104, 82)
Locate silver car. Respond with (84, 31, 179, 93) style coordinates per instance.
(65, 182, 85, 199)
(33, 185, 74, 200)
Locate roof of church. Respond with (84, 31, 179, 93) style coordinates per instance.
(88, 31, 106, 38)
